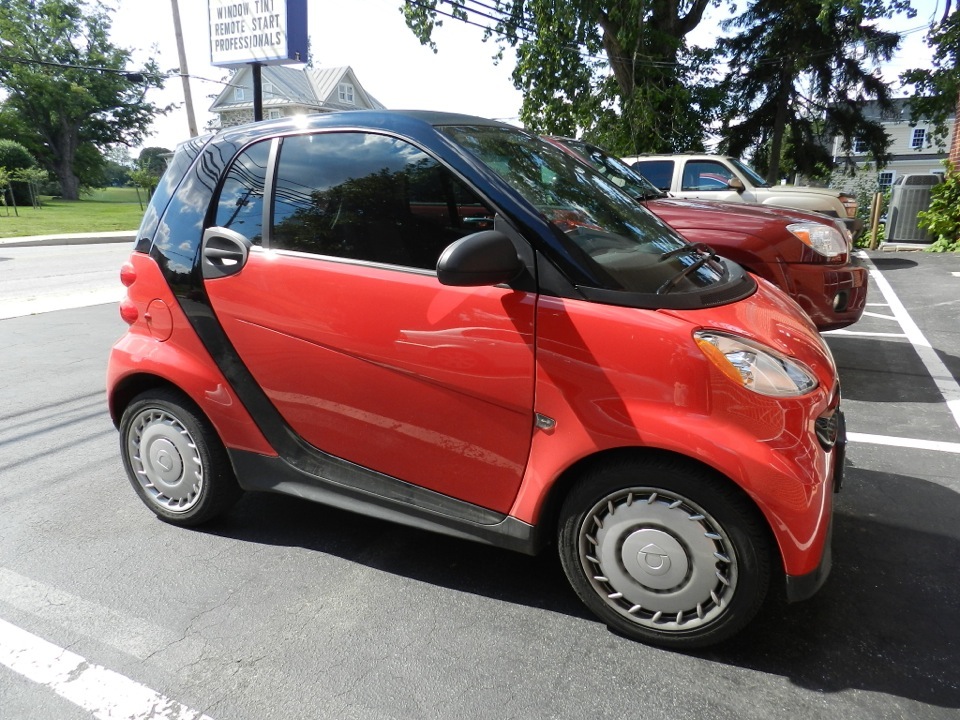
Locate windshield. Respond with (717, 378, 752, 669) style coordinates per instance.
(554, 139, 665, 200)
(440, 125, 725, 296)
(729, 157, 770, 188)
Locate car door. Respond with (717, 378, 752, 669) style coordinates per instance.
(674, 159, 744, 203)
(201, 131, 537, 514)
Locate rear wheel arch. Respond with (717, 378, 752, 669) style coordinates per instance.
(109, 373, 174, 428)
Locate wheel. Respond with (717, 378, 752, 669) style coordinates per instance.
(119, 388, 243, 526)
(557, 456, 772, 649)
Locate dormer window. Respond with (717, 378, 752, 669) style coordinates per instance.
(234, 87, 245, 102)
(262, 81, 276, 98)
(910, 127, 926, 149)
(338, 83, 355, 104)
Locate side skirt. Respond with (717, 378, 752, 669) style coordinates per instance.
(229, 449, 542, 555)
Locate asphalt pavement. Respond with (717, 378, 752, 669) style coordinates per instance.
(0, 241, 957, 720)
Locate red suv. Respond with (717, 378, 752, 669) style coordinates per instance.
(542, 137, 867, 331)
(108, 112, 845, 649)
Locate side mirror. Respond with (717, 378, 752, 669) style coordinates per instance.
(437, 230, 524, 287)
(727, 176, 745, 192)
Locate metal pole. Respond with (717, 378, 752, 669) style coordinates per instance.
(170, 0, 198, 137)
(252, 62, 263, 121)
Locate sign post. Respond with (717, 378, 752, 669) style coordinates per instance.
(208, 0, 309, 121)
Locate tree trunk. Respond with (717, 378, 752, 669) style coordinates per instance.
(57, 170, 81, 201)
(767, 72, 791, 185)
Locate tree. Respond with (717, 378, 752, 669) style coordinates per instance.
(0, 0, 166, 200)
(402, 0, 726, 154)
(137, 147, 172, 175)
(717, 0, 909, 183)
(0, 139, 36, 204)
(902, 1, 960, 147)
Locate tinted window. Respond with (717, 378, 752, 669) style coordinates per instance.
(270, 132, 494, 270)
(441, 125, 724, 294)
(214, 140, 271, 244)
(681, 161, 734, 192)
(633, 160, 674, 191)
(138, 134, 210, 246)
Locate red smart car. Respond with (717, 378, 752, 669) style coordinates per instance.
(541, 136, 867, 331)
(108, 112, 845, 649)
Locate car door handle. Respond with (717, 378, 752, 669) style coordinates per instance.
(201, 227, 252, 279)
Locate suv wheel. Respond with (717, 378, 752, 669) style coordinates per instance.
(558, 456, 771, 649)
(119, 389, 242, 526)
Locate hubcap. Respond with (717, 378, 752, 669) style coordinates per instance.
(578, 488, 738, 632)
(127, 408, 203, 513)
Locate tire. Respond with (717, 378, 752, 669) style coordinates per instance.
(119, 388, 243, 527)
(557, 455, 772, 649)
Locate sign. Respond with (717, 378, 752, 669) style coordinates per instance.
(208, 0, 308, 67)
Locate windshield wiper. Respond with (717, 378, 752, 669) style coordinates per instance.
(656, 243, 724, 295)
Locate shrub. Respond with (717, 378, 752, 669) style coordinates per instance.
(0, 139, 37, 205)
(917, 166, 960, 252)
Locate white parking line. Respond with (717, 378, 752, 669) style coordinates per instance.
(848, 432, 960, 454)
(0, 288, 121, 320)
(0, 618, 214, 720)
(853, 252, 960, 439)
(825, 329, 906, 338)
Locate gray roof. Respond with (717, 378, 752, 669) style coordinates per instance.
(209, 65, 385, 113)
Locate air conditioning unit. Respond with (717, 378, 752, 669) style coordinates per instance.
(886, 174, 942, 243)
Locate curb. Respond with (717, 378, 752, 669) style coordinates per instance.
(0, 230, 137, 248)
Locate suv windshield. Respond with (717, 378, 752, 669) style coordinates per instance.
(440, 125, 726, 296)
(729, 158, 770, 188)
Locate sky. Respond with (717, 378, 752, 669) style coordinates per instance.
(109, 0, 524, 152)
(106, 0, 943, 155)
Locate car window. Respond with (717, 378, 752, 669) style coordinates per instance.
(213, 140, 271, 245)
(632, 160, 673, 192)
(269, 132, 495, 270)
(681, 161, 735, 192)
(440, 125, 725, 294)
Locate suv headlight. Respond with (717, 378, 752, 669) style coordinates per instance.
(787, 222, 847, 258)
(694, 331, 818, 397)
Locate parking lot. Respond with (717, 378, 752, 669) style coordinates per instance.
(0, 244, 958, 719)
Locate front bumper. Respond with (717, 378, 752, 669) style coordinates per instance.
(785, 407, 844, 601)
(782, 261, 868, 331)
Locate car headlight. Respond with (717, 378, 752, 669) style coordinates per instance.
(694, 331, 818, 397)
(787, 222, 847, 258)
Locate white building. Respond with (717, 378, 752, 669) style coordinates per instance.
(832, 97, 953, 191)
(209, 65, 385, 129)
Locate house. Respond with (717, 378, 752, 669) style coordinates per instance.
(209, 65, 385, 129)
(831, 97, 954, 191)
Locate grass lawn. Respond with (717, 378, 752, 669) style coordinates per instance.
(0, 189, 145, 238)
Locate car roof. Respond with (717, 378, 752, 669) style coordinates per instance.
(214, 109, 515, 146)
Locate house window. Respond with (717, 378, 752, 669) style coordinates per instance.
(877, 171, 895, 188)
(262, 81, 276, 98)
(234, 87, 245, 102)
(267, 109, 282, 120)
(910, 127, 926, 149)
(853, 138, 868, 154)
(338, 83, 355, 104)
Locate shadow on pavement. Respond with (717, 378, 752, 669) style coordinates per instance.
(203, 465, 958, 709)
(870, 257, 919, 271)
(826, 335, 959, 403)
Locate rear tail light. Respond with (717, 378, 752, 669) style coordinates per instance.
(120, 262, 137, 287)
(119, 298, 139, 325)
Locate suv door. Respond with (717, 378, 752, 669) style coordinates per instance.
(201, 131, 537, 514)
(674, 159, 746, 203)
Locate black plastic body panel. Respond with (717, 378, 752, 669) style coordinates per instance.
(229, 450, 541, 555)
